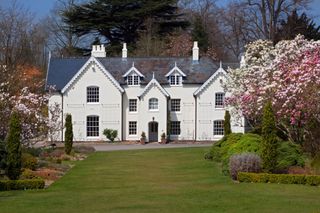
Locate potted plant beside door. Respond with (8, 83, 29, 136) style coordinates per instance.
(161, 133, 167, 144)
(140, 131, 146, 145)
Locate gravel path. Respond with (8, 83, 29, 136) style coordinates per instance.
(91, 143, 212, 151)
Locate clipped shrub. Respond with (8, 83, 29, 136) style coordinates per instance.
(224, 111, 232, 136)
(0, 179, 45, 190)
(238, 172, 320, 186)
(103, 128, 118, 142)
(22, 153, 38, 170)
(64, 114, 73, 155)
(229, 153, 262, 180)
(6, 111, 22, 180)
(261, 101, 278, 172)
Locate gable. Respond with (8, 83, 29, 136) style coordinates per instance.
(61, 57, 124, 94)
(138, 78, 170, 98)
(194, 66, 228, 96)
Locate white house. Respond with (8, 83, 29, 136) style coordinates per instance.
(46, 42, 245, 142)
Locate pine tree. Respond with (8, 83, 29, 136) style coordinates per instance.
(261, 101, 278, 172)
(63, 0, 188, 53)
(224, 110, 232, 136)
(5, 111, 22, 180)
(192, 15, 209, 52)
(276, 10, 320, 42)
(64, 114, 73, 155)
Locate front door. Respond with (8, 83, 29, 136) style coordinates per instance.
(148, 122, 158, 142)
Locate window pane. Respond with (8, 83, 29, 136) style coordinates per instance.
(128, 75, 133, 85)
(213, 120, 224, 135)
(170, 121, 181, 135)
(171, 99, 181, 112)
(87, 87, 99, 103)
(215, 93, 225, 108)
(133, 75, 139, 85)
(87, 116, 99, 137)
(149, 98, 158, 110)
(170, 75, 175, 85)
(129, 121, 137, 135)
(129, 99, 137, 112)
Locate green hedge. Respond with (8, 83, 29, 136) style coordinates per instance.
(238, 172, 320, 186)
(0, 179, 45, 191)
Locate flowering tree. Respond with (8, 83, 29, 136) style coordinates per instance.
(225, 35, 320, 149)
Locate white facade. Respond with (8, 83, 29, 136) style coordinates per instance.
(47, 44, 245, 142)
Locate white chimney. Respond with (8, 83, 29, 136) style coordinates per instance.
(91, 45, 106, 57)
(122, 43, 127, 60)
(240, 55, 245, 67)
(192, 41, 199, 61)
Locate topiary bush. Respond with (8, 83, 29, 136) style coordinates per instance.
(229, 153, 262, 180)
(64, 114, 73, 155)
(103, 129, 118, 142)
(224, 111, 232, 136)
(6, 111, 22, 180)
(261, 101, 278, 172)
(22, 153, 38, 170)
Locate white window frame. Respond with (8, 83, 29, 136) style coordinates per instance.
(170, 121, 181, 135)
(87, 86, 99, 103)
(215, 92, 225, 108)
(129, 121, 137, 136)
(129, 99, 137, 112)
(127, 73, 140, 86)
(170, 99, 181, 112)
(169, 74, 182, 86)
(87, 115, 99, 137)
(213, 120, 224, 136)
(149, 98, 159, 111)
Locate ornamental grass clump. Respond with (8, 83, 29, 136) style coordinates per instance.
(229, 153, 262, 180)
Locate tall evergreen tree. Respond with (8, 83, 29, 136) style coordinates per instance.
(63, 0, 188, 53)
(64, 114, 73, 155)
(261, 101, 278, 173)
(224, 110, 232, 136)
(0, 140, 6, 173)
(5, 112, 22, 180)
(192, 15, 209, 52)
(276, 10, 320, 42)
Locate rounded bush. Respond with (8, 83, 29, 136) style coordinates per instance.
(22, 153, 38, 171)
(229, 153, 262, 180)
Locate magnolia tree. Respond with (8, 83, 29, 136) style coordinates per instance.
(225, 35, 320, 149)
(0, 84, 51, 145)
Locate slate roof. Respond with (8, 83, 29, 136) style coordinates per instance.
(46, 56, 239, 91)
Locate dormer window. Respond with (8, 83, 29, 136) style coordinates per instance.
(122, 62, 144, 86)
(165, 62, 186, 86)
(169, 74, 181, 85)
(127, 73, 140, 86)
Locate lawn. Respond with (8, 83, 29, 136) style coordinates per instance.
(0, 147, 319, 213)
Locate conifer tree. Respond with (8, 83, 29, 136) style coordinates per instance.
(64, 114, 73, 155)
(261, 101, 278, 172)
(5, 111, 22, 180)
(224, 110, 232, 136)
(192, 15, 209, 52)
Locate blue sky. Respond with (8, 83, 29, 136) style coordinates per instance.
(1, 0, 320, 24)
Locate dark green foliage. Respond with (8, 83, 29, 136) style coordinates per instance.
(21, 147, 42, 157)
(276, 142, 305, 172)
(63, 0, 188, 53)
(5, 112, 22, 180)
(192, 15, 209, 52)
(103, 129, 118, 142)
(229, 153, 262, 180)
(276, 10, 320, 43)
(261, 101, 278, 172)
(0, 140, 6, 172)
(0, 179, 45, 191)
(21, 153, 38, 171)
(208, 132, 304, 175)
(64, 114, 73, 155)
(238, 172, 320, 186)
(224, 111, 231, 136)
